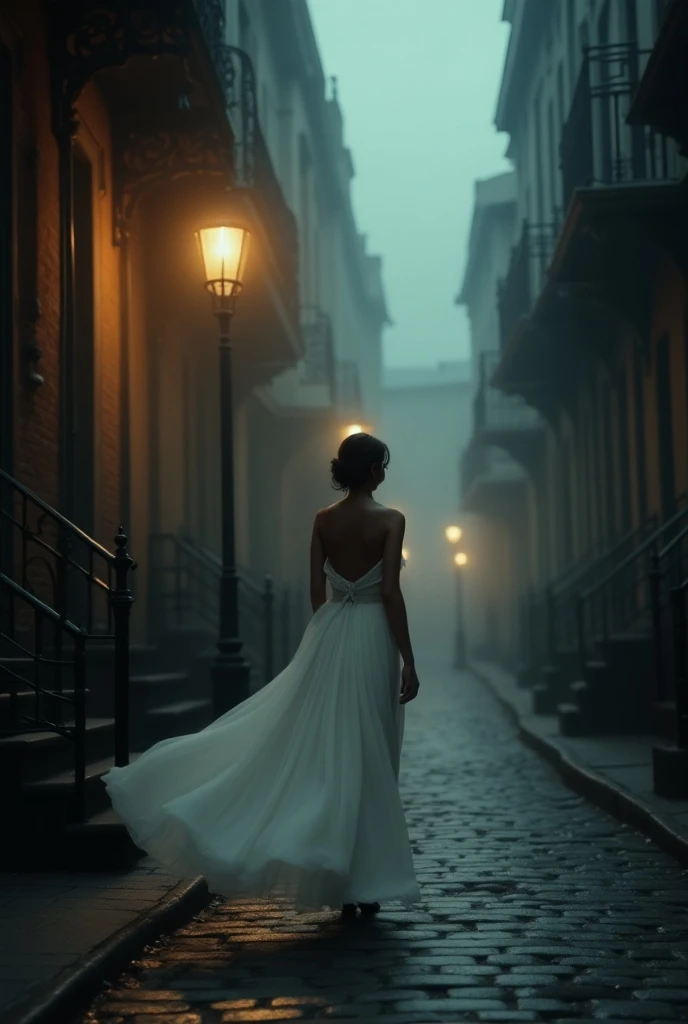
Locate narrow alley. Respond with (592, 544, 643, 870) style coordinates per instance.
(74, 665, 688, 1024)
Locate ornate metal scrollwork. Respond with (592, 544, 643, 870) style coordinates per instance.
(50, 0, 192, 134)
(114, 126, 235, 239)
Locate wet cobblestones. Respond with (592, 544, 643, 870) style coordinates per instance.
(77, 665, 688, 1023)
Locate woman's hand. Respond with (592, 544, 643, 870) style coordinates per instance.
(400, 663, 420, 704)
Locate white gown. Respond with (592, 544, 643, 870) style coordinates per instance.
(103, 557, 421, 911)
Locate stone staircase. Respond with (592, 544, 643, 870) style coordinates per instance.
(0, 625, 215, 871)
(557, 634, 656, 736)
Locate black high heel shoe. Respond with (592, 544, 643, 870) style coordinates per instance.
(357, 901, 380, 916)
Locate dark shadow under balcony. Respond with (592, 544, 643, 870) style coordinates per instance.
(497, 220, 559, 352)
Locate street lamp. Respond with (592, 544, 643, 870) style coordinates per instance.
(453, 550, 468, 669)
(197, 223, 252, 716)
(445, 525, 462, 544)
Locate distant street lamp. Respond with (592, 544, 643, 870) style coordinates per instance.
(196, 223, 251, 716)
(445, 525, 462, 544)
(453, 551, 468, 669)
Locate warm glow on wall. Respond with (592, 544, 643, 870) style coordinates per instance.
(196, 225, 250, 298)
(454, 552, 468, 567)
(445, 525, 462, 544)
(343, 423, 364, 438)
(402, 548, 409, 560)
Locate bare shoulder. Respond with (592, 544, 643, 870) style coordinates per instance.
(313, 501, 342, 526)
(376, 504, 405, 529)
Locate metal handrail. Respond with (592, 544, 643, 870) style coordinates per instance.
(0, 469, 135, 767)
(0, 468, 114, 565)
(1, 573, 89, 821)
(582, 500, 688, 601)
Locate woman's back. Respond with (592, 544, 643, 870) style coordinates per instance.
(317, 497, 395, 583)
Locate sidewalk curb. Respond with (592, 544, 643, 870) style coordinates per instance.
(5, 876, 211, 1024)
(471, 664, 688, 868)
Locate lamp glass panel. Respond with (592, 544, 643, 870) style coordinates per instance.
(197, 226, 249, 296)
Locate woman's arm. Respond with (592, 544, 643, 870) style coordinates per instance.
(380, 511, 415, 668)
(309, 512, 327, 614)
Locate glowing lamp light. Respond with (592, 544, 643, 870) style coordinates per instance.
(445, 525, 462, 544)
(402, 548, 409, 560)
(196, 225, 250, 301)
(344, 423, 364, 438)
(454, 552, 468, 567)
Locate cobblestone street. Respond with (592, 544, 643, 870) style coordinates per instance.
(77, 664, 688, 1024)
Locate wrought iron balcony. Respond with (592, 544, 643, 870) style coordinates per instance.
(474, 351, 541, 435)
(300, 307, 336, 401)
(497, 220, 558, 351)
(560, 42, 675, 212)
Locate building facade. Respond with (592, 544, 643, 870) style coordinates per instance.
(0, 0, 387, 865)
(460, 0, 688, 784)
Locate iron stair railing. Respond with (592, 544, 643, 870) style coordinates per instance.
(0, 574, 90, 821)
(576, 497, 688, 679)
(149, 531, 305, 685)
(0, 468, 135, 768)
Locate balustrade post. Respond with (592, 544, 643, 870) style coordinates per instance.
(72, 630, 87, 823)
(576, 594, 587, 678)
(111, 527, 134, 767)
(264, 574, 274, 684)
(546, 585, 557, 665)
(670, 586, 688, 750)
(649, 551, 664, 700)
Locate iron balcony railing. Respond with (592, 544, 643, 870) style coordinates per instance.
(560, 42, 676, 212)
(474, 351, 542, 435)
(301, 306, 336, 401)
(497, 220, 559, 352)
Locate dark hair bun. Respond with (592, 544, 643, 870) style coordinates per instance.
(330, 433, 390, 491)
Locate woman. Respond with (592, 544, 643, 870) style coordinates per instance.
(104, 432, 421, 917)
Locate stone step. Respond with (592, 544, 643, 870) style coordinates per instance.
(141, 697, 212, 748)
(1, 801, 144, 871)
(20, 755, 119, 825)
(0, 718, 115, 784)
(0, 686, 84, 729)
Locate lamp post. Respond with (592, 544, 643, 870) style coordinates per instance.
(453, 550, 468, 669)
(197, 224, 252, 716)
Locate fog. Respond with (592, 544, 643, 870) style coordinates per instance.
(309, 0, 511, 663)
(309, 0, 511, 367)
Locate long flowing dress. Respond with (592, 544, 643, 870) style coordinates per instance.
(103, 557, 421, 911)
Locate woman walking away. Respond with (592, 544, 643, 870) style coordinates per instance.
(103, 432, 421, 918)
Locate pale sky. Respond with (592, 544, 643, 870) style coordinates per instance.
(308, 0, 511, 368)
